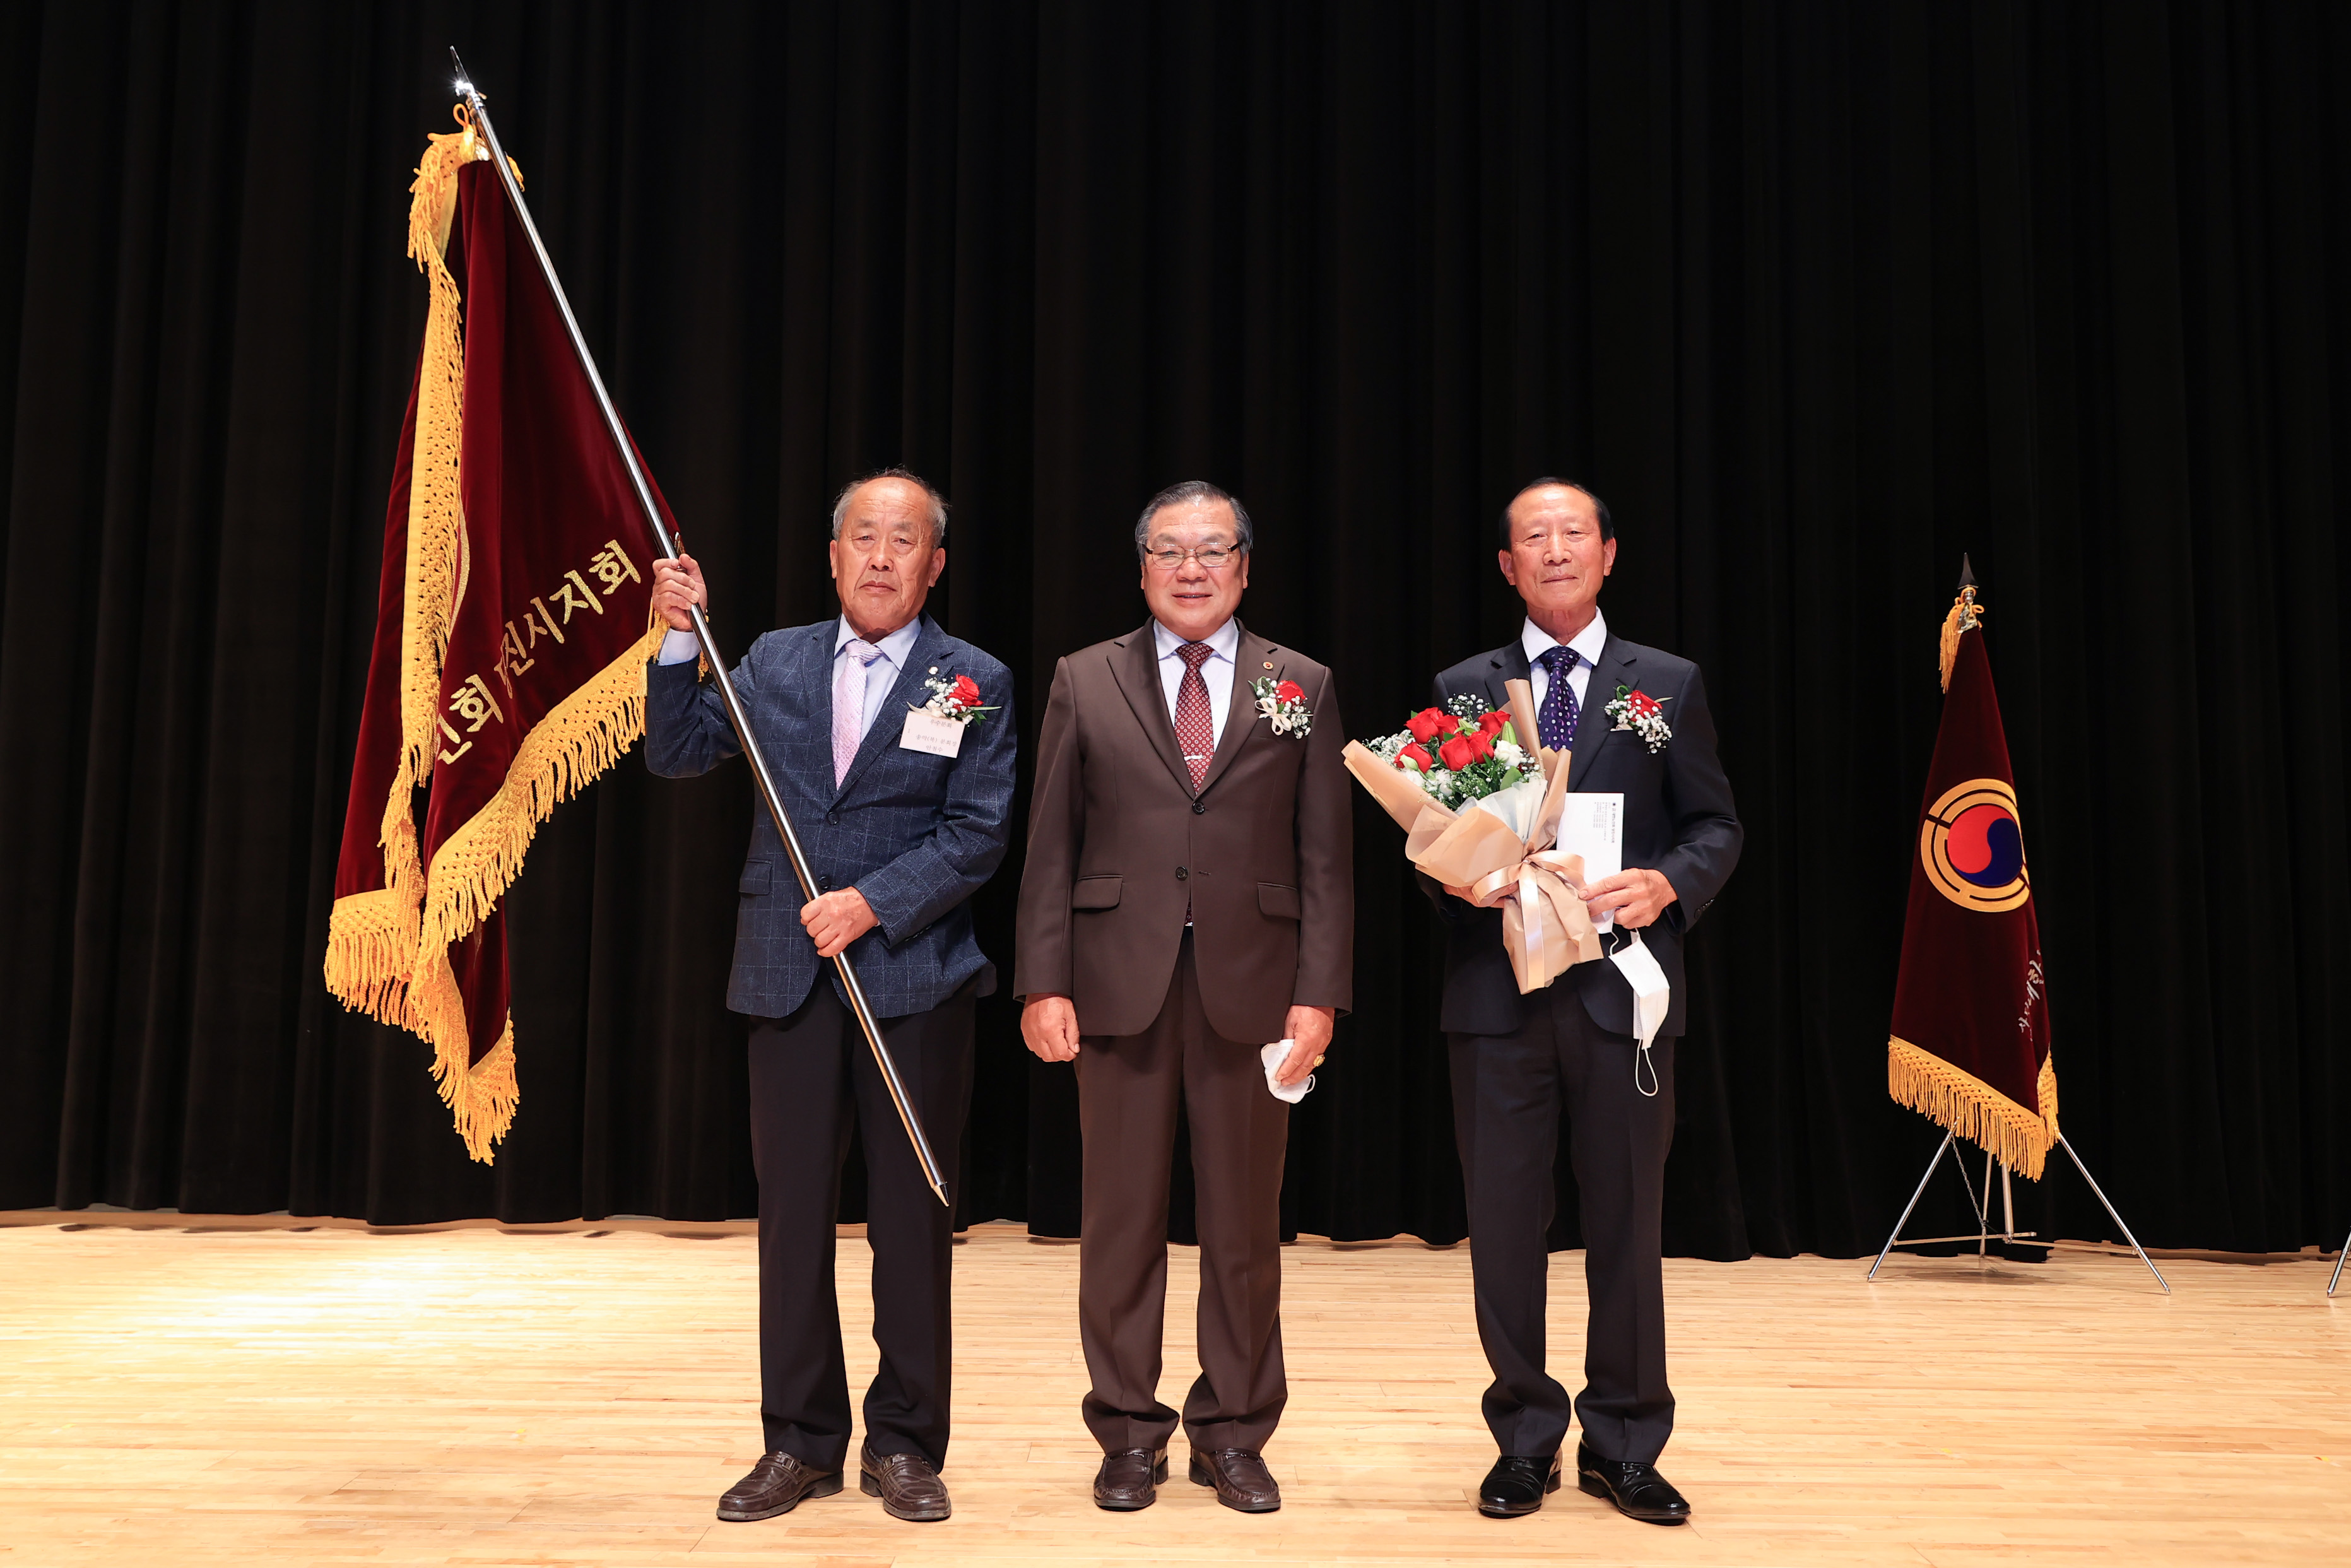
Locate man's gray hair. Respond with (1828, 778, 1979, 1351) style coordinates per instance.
(1133, 479, 1253, 559)
(831, 467, 949, 548)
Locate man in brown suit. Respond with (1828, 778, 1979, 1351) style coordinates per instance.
(1016, 480, 1352, 1515)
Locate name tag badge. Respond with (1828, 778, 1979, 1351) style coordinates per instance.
(900, 709, 963, 758)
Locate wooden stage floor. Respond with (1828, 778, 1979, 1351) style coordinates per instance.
(1, 1212, 2343, 1565)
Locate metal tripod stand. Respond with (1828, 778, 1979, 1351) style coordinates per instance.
(1867, 1131, 2168, 1292)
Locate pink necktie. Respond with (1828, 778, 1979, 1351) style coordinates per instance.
(834, 639, 882, 786)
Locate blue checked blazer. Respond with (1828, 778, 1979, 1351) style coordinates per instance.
(644, 613, 1016, 1020)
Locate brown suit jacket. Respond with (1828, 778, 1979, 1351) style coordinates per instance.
(1014, 618, 1353, 1044)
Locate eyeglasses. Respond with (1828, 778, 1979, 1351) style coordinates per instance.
(1145, 545, 1242, 572)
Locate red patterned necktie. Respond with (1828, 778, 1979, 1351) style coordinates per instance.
(1174, 640, 1216, 791)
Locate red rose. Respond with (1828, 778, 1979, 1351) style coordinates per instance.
(1405, 707, 1448, 743)
(1437, 734, 1475, 770)
(1462, 728, 1496, 762)
(1478, 709, 1511, 735)
(1396, 743, 1432, 772)
(1275, 680, 1305, 704)
(949, 674, 981, 707)
(1626, 690, 1658, 718)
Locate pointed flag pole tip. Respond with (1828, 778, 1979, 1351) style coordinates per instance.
(1957, 553, 1977, 590)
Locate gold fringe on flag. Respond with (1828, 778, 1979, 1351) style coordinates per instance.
(1888, 1034, 2059, 1180)
(404, 619, 667, 1158)
(321, 117, 482, 1034)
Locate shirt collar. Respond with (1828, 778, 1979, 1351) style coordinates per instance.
(1521, 606, 1609, 671)
(837, 614, 924, 670)
(1153, 615, 1240, 663)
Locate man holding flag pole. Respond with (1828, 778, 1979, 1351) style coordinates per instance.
(326, 57, 1009, 1526)
(646, 476, 1015, 1524)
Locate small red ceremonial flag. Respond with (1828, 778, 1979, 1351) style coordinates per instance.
(1886, 572, 2059, 1179)
(325, 114, 669, 1161)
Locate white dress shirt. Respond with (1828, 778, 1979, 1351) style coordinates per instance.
(1153, 615, 1240, 750)
(1521, 606, 1609, 716)
(658, 616, 921, 745)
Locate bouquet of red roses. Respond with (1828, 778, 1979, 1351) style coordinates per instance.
(1342, 680, 1602, 993)
(1358, 692, 1542, 809)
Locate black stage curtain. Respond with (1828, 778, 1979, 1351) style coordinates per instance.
(2, 1, 2344, 1257)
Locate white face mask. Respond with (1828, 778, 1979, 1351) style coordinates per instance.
(1259, 1040, 1314, 1104)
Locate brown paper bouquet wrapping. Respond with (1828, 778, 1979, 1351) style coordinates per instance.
(1343, 678, 1601, 993)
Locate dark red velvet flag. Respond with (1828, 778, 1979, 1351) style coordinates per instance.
(326, 119, 669, 1161)
(1887, 582, 2058, 1178)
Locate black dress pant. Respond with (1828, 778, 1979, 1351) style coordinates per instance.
(1449, 980, 1677, 1463)
(747, 976, 974, 1471)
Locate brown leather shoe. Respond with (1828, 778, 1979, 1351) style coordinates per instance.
(860, 1444, 952, 1522)
(1188, 1447, 1280, 1512)
(1093, 1447, 1169, 1511)
(716, 1451, 842, 1521)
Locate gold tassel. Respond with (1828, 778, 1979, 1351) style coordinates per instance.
(1938, 586, 1985, 692)
(1888, 1035, 2056, 1181)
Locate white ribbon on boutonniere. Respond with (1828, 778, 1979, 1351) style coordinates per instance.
(1251, 675, 1313, 738)
(1604, 683, 1673, 753)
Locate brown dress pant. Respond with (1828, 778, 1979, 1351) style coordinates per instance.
(1075, 929, 1291, 1453)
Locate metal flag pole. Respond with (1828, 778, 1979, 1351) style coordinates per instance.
(448, 50, 949, 1208)
(2330, 1227, 2348, 1297)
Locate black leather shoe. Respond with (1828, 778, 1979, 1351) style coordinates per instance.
(1093, 1446, 1169, 1510)
(1476, 1453, 1562, 1518)
(716, 1451, 842, 1521)
(859, 1444, 952, 1522)
(1188, 1447, 1281, 1512)
(1575, 1441, 1690, 1524)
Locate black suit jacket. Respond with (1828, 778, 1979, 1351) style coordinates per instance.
(1426, 631, 1742, 1038)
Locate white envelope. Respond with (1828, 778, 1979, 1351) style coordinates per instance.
(1551, 792, 1624, 929)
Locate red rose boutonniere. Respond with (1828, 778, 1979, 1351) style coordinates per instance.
(1251, 676, 1314, 738)
(915, 668, 998, 726)
(1604, 683, 1673, 753)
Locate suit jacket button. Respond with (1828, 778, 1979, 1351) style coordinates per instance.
(826, 810, 841, 825)
(1192, 801, 1206, 815)
(1175, 866, 1189, 880)
(818, 876, 832, 891)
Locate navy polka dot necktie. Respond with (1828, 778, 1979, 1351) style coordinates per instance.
(1536, 645, 1581, 750)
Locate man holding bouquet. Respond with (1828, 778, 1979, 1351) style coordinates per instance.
(1015, 480, 1352, 1515)
(1429, 479, 1741, 1524)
